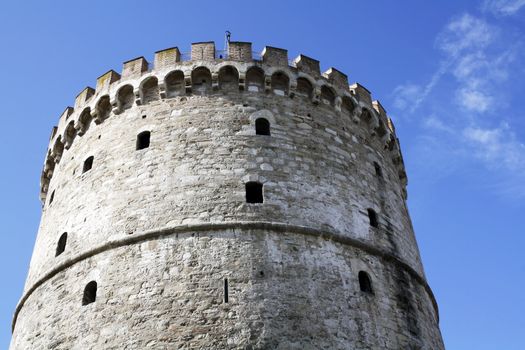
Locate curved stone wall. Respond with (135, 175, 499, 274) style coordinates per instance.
(12, 229, 443, 350)
(11, 42, 443, 349)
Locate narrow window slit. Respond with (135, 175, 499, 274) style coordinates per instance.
(367, 208, 378, 228)
(224, 278, 229, 303)
(374, 162, 383, 178)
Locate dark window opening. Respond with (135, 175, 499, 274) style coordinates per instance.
(56, 232, 67, 257)
(367, 208, 378, 228)
(191, 67, 212, 94)
(342, 96, 356, 115)
(117, 85, 134, 111)
(296, 77, 313, 98)
(65, 121, 77, 147)
(271, 72, 289, 95)
(83, 156, 94, 173)
(374, 162, 383, 178)
(141, 77, 160, 104)
(218, 66, 239, 90)
(255, 118, 270, 136)
(359, 271, 373, 294)
(96, 95, 111, 122)
(246, 67, 265, 92)
(82, 281, 97, 305)
(321, 85, 336, 106)
(49, 190, 55, 205)
(136, 131, 151, 150)
(224, 278, 229, 303)
(246, 182, 263, 203)
(165, 70, 185, 98)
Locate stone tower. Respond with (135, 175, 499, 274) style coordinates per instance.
(10, 41, 444, 349)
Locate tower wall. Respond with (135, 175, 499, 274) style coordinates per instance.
(11, 42, 444, 350)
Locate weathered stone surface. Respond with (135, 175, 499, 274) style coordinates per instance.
(11, 41, 444, 350)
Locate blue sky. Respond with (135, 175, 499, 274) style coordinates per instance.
(0, 0, 524, 348)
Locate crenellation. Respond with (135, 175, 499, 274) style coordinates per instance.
(154, 47, 181, 69)
(74, 87, 95, 110)
(350, 82, 373, 106)
(323, 67, 349, 90)
(49, 126, 58, 141)
(42, 50, 405, 204)
(294, 54, 321, 77)
(387, 117, 396, 133)
(227, 41, 252, 61)
(262, 46, 288, 66)
(191, 41, 215, 61)
(60, 106, 74, 122)
(13, 40, 442, 350)
(95, 70, 121, 93)
(122, 56, 149, 78)
(54, 107, 74, 143)
(373, 100, 388, 121)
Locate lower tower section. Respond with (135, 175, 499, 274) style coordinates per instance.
(11, 226, 443, 350)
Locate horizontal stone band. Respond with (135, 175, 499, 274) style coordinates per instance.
(12, 221, 439, 331)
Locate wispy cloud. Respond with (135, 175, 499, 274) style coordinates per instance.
(482, 0, 525, 16)
(393, 14, 501, 114)
(463, 124, 525, 171)
(436, 14, 495, 58)
(392, 62, 450, 114)
(457, 88, 493, 113)
(422, 116, 455, 134)
(394, 13, 519, 115)
(391, 11, 525, 198)
(437, 14, 512, 114)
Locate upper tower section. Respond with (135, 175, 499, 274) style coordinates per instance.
(41, 41, 406, 206)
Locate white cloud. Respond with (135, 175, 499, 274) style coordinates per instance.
(392, 83, 422, 111)
(437, 14, 505, 113)
(436, 14, 495, 57)
(482, 0, 525, 16)
(463, 124, 525, 171)
(452, 47, 517, 112)
(453, 52, 486, 80)
(457, 88, 493, 113)
(422, 116, 455, 134)
(392, 62, 450, 114)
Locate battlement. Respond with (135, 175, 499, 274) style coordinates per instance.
(54, 41, 397, 111)
(42, 41, 406, 204)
